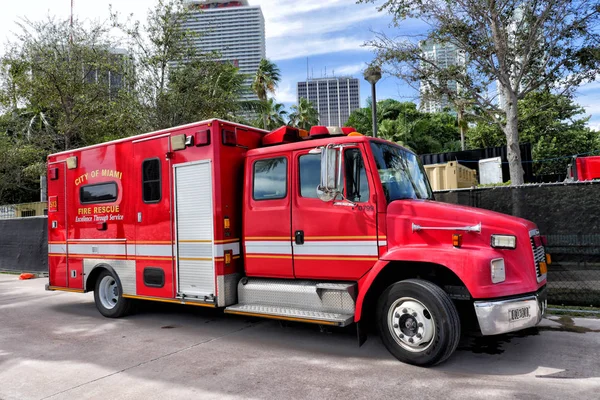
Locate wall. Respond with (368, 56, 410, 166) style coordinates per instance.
(435, 181, 600, 306)
(0, 217, 48, 273)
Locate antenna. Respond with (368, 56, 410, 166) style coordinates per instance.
(306, 57, 309, 80)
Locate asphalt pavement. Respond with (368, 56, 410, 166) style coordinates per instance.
(1, 274, 600, 400)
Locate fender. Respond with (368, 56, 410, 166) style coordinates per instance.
(84, 262, 123, 293)
(354, 245, 536, 322)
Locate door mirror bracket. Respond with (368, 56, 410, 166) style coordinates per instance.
(317, 144, 343, 202)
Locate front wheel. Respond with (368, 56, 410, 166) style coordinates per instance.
(94, 269, 132, 318)
(377, 279, 461, 366)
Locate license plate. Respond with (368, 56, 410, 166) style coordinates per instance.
(509, 306, 530, 322)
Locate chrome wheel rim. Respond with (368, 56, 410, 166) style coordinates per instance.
(99, 275, 119, 310)
(387, 297, 435, 353)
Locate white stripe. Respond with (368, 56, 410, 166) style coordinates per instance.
(378, 241, 387, 246)
(292, 241, 378, 256)
(215, 242, 240, 257)
(68, 244, 126, 256)
(136, 245, 173, 257)
(49, 244, 67, 254)
(245, 241, 293, 255)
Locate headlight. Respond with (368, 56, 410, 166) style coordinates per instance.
(491, 235, 517, 249)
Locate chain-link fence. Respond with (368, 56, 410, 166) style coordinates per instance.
(0, 202, 47, 219)
(436, 181, 600, 307)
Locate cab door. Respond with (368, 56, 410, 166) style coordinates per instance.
(133, 137, 174, 298)
(243, 153, 294, 278)
(291, 145, 378, 280)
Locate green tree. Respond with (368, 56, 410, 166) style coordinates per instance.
(255, 98, 287, 131)
(361, 0, 600, 184)
(347, 99, 460, 154)
(252, 59, 281, 129)
(289, 97, 319, 130)
(468, 91, 600, 176)
(0, 17, 142, 151)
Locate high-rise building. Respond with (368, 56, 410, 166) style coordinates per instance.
(182, 0, 266, 100)
(419, 41, 466, 113)
(297, 77, 361, 127)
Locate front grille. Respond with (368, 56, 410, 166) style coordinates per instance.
(530, 236, 546, 279)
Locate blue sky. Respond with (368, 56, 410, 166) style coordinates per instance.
(0, 0, 598, 130)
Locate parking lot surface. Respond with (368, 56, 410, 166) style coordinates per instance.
(1, 274, 599, 400)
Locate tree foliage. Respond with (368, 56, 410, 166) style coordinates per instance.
(288, 97, 319, 130)
(469, 91, 600, 176)
(361, 0, 600, 184)
(347, 99, 460, 154)
(0, 0, 253, 204)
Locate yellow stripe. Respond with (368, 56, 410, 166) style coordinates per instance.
(134, 256, 173, 261)
(214, 238, 240, 244)
(123, 294, 216, 308)
(179, 257, 213, 261)
(246, 254, 292, 259)
(48, 286, 84, 293)
(245, 237, 291, 241)
(233, 255, 241, 259)
(224, 310, 339, 325)
(63, 254, 128, 260)
(295, 256, 378, 261)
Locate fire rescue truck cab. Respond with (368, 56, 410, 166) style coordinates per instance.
(46, 119, 548, 366)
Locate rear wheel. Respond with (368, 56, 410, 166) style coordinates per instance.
(94, 269, 132, 318)
(377, 279, 461, 367)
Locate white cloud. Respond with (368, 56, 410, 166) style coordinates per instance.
(335, 63, 368, 76)
(274, 82, 297, 104)
(269, 36, 369, 61)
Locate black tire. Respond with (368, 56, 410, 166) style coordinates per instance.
(93, 269, 133, 318)
(376, 279, 461, 367)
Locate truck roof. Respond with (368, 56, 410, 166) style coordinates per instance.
(47, 118, 268, 159)
(247, 135, 413, 156)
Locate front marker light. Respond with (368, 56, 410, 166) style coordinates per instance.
(491, 258, 506, 283)
(491, 235, 517, 249)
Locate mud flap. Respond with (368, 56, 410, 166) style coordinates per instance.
(357, 321, 367, 347)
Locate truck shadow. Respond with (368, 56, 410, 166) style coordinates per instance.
(45, 299, 600, 380)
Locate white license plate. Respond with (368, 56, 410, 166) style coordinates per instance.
(509, 306, 530, 322)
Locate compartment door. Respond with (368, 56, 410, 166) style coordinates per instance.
(48, 161, 68, 287)
(175, 160, 215, 299)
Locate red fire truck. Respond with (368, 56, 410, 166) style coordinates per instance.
(46, 119, 548, 366)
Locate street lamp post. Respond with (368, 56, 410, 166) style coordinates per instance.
(363, 65, 382, 138)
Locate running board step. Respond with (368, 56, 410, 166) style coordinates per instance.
(225, 304, 354, 326)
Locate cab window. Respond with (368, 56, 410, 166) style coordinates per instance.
(253, 157, 287, 200)
(344, 148, 370, 202)
(299, 154, 321, 198)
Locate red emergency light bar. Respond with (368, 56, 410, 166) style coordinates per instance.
(262, 126, 308, 146)
(262, 125, 360, 146)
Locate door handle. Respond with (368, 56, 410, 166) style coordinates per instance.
(295, 230, 304, 245)
(137, 212, 142, 223)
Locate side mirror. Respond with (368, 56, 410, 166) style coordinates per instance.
(317, 145, 342, 201)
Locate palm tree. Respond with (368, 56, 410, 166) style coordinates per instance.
(252, 59, 281, 129)
(289, 98, 319, 130)
(260, 98, 288, 130)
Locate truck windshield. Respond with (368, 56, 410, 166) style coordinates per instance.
(370, 141, 433, 203)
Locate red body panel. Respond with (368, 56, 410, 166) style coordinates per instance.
(576, 156, 600, 181)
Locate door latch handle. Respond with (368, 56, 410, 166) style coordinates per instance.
(295, 230, 304, 245)
(137, 212, 142, 223)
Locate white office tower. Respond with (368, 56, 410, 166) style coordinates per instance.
(297, 77, 361, 127)
(182, 1, 266, 101)
(419, 41, 466, 113)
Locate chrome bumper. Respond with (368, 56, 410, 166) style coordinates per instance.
(474, 287, 547, 336)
